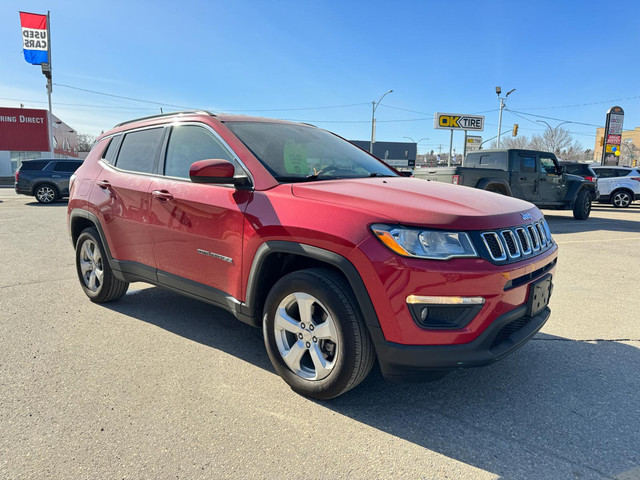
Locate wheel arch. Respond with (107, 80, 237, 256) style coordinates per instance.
(243, 241, 381, 332)
(476, 178, 512, 196)
(32, 181, 59, 197)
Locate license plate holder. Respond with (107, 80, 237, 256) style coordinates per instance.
(528, 274, 553, 317)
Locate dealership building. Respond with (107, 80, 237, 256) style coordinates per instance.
(0, 106, 78, 183)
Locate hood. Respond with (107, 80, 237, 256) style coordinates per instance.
(291, 177, 541, 230)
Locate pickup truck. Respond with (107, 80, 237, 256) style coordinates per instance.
(415, 149, 596, 220)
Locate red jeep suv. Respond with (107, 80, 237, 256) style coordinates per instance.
(68, 111, 558, 399)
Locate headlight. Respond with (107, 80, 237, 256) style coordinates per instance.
(371, 224, 478, 260)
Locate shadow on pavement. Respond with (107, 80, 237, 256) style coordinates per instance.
(25, 200, 68, 207)
(104, 286, 640, 479)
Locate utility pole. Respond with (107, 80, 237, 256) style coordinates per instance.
(370, 89, 393, 154)
(495, 86, 515, 149)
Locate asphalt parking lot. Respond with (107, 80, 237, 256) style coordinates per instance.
(1, 188, 639, 480)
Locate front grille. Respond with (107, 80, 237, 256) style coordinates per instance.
(477, 220, 553, 264)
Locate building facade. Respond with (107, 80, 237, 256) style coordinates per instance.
(0, 106, 78, 181)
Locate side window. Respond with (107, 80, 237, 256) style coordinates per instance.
(102, 135, 122, 164)
(19, 160, 51, 171)
(114, 128, 164, 174)
(540, 157, 557, 174)
(596, 168, 614, 178)
(164, 125, 236, 179)
(520, 155, 536, 173)
(613, 169, 630, 177)
(52, 162, 82, 172)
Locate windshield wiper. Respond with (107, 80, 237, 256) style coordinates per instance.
(369, 172, 395, 177)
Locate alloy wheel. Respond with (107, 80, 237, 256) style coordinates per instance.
(79, 239, 104, 292)
(273, 292, 339, 381)
(36, 186, 55, 203)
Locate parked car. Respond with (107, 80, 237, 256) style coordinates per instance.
(15, 158, 84, 203)
(590, 165, 640, 208)
(68, 111, 558, 399)
(415, 149, 597, 220)
(559, 161, 600, 200)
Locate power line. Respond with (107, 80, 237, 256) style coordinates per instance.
(517, 94, 640, 111)
(506, 108, 603, 128)
(53, 83, 371, 113)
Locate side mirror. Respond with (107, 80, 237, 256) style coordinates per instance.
(557, 164, 566, 175)
(189, 159, 250, 187)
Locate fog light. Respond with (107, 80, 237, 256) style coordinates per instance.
(406, 296, 485, 329)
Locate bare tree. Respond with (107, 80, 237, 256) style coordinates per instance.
(77, 133, 97, 152)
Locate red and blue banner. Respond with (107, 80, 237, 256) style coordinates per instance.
(20, 12, 48, 65)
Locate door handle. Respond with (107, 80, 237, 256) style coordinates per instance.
(540, 177, 547, 181)
(152, 190, 174, 201)
(520, 177, 528, 181)
(97, 180, 112, 189)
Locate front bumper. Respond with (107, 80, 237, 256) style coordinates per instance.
(370, 304, 550, 382)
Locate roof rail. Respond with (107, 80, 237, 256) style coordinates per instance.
(113, 110, 216, 128)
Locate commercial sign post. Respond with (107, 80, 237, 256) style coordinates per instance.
(434, 113, 485, 166)
(463, 135, 482, 159)
(601, 106, 624, 166)
(19, 11, 54, 156)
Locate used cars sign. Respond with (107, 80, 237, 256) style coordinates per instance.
(434, 112, 485, 131)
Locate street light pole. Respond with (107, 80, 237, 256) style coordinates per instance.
(404, 136, 429, 165)
(370, 89, 393, 153)
(495, 87, 515, 148)
(536, 120, 572, 155)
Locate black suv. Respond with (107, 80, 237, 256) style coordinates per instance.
(15, 158, 83, 203)
(559, 161, 599, 200)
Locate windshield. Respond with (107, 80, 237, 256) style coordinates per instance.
(224, 121, 398, 182)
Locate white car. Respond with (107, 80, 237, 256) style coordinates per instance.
(591, 165, 640, 208)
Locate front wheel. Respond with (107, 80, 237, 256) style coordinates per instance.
(263, 268, 375, 400)
(75, 227, 129, 303)
(611, 190, 633, 208)
(572, 189, 591, 220)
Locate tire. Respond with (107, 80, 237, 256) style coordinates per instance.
(34, 184, 58, 204)
(572, 189, 591, 220)
(263, 268, 375, 400)
(611, 189, 633, 208)
(75, 227, 129, 303)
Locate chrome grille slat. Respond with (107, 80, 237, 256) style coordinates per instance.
(527, 225, 540, 251)
(500, 230, 520, 259)
(479, 220, 553, 263)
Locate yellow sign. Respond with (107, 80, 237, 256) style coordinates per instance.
(434, 112, 484, 131)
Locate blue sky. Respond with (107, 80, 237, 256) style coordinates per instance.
(2, 0, 640, 154)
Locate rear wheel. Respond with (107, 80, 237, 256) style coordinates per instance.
(263, 268, 375, 400)
(611, 189, 633, 208)
(35, 184, 58, 204)
(75, 227, 129, 302)
(573, 189, 591, 220)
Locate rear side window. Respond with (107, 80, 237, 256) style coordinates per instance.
(52, 162, 82, 172)
(115, 128, 164, 174)
(520, 156, 536, 173)
(102, 135, 122, 164)
(613, 168, 631, 177)
(465, 153, 507, 169)
(19, 160, 50, 171)
(164, 125, 235, 179)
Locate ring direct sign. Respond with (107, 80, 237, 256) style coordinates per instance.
(434, 113, 485, 131)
